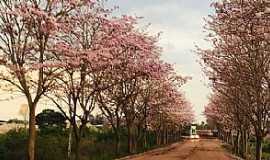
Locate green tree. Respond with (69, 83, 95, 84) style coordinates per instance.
(36, 109, 67, 131)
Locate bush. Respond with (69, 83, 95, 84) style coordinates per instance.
(0, 128, 28, 160)
(36, 109, 67, 131)
(248, 138, 270, 160)
(39, 125, 66, 136)
(0, 126, 164, 160)
(37, 134, 68, 160)
(0, 127, 69, 160)
(262, 140, 270, 153)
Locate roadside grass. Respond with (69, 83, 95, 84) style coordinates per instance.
(221, 139, 270, 160)
(0, 127, 179, 160)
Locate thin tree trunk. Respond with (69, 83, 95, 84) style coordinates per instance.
(178, 128, 182, 141)
(243, 130, 248, 158)
(127, 125, 134, 153)
(231, 132, 234, 150)
(156, 131, 161, 146)
(255, 136, 263, 160)
(227, 132, 230, 144)
(239, 130, 244, 158)
(127, 124, 138, 154)
(115, 131, 121, 155)
(163, 127, 167, 145)
(143, 119, 147, 150)
(163, 128, 166, 145)
(228, 131, 232, 145)
(158, 130, 162, 145)
(143, 130, 147, 149)
(236, 130, 240, 155)
(67, 126, 73, 160)
(28, 104, 36, 160)
(74, 137, 81, 160)
(133, 132, 137, 153)
(73, 123, 83, 160)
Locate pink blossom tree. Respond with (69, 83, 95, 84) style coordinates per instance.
(0, 1, 88, 159)
(199, 1, 270, 159)
(43, 3, 156, 159)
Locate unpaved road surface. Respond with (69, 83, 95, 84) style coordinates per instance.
(123, 139, 235, 160)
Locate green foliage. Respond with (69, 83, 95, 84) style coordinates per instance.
(37, 134, 68, 160)
(262, 139, 270, 153)
(0, 126, 176, 160)
(75, 127, 117, 160)
(248, 138, 270, 160)
(261, 140, 270, 160)
(36, 109, 67, 131)
(39, 125, 67, 136)
(0, 128, 68, 160)
(262, 152, 270, 160)
(0, 128, 28, 160)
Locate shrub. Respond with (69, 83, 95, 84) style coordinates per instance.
(0, 128, 68, 160)
(36, 109, 67, 131)
(262, 140, 270, 153)
(37, 134, 68, 160)
(0, 128, 28, 160)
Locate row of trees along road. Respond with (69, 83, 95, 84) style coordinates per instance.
(199, 1, 270, 160)
(0, 1, 194, 160)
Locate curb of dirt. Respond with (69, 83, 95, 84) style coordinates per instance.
(116, 140, 185, 160)
(228, 154, 244, 160)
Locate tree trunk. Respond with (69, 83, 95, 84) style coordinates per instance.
(164, 128, 167, 144)
(231, 132, 234, 150)
(28, 105, 36, 160)
(115, 131, 121, 155)
(156, 131, 161, 146)
(127, 125, 135, 153)
(235, 130, 240, 155)
(67, 126, 73, 160)
(178, 128, 182, 141)
(142, 122, 147, 150)
(255, 136, 263, 160)
(227, 132, 230, 144)
(163, 127, 167, 145)
(241, 129, 247, 158)
(133, 133, 137, 153)
(143, 130, 147, 150)
(228, 130, 232, 145)
(158, 130, 162, 145)
(128, 126, 131, 153)
(239, 130, 244, 158)
(74, 137, 81, 160)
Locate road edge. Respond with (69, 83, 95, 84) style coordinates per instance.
(116, 140, 186, 160)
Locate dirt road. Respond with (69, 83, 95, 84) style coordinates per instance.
(123, 139, 236, 160)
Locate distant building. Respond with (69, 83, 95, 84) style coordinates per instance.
(182, 124, 199, 138)
(190, 125, 197, 136)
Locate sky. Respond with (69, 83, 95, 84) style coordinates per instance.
(0, 0, 213, 122)
(107, 0, 214, 122)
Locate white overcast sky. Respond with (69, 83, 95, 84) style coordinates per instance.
(0, 0, 214, 122)
(108, 0, 214, 122)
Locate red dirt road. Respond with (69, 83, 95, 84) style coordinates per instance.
(122, 139, 236, 160)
